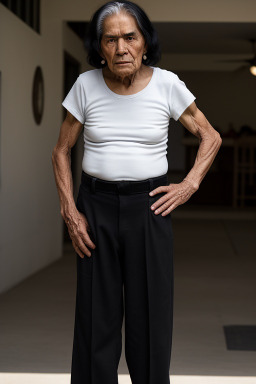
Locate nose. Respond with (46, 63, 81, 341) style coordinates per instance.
(116, 38, 127, 55)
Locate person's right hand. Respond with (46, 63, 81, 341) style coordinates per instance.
(65, 210, 96, 258)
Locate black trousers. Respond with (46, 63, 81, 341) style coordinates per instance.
(71, 171, 174, 384)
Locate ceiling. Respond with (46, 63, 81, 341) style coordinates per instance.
(155, 22, 256, 55)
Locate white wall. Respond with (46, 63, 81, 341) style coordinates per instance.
(0, 2, 92, 294)
(0, 3, 63, 293)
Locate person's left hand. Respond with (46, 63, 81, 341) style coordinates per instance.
(149, 179, 198, 216)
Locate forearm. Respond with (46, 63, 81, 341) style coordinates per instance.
(181, 109, 222, 191)
(183, 131, 222, 191)
(51, 147, 77, 221)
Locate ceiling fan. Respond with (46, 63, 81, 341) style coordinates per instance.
(215, 38, 256, 76)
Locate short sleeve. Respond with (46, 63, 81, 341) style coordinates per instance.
(62, 75, 85, 124)
(169, 74, 196, 121)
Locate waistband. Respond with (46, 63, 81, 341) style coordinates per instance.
(81, 171, 168, 195)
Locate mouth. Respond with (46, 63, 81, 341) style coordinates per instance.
(116, 62, 131, 65)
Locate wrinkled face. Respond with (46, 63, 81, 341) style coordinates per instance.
(99, 11, 147, 77)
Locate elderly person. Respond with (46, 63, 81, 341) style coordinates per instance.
(52, 1, 222, 383)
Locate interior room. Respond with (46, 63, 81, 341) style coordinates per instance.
(0, 1, 255, 383)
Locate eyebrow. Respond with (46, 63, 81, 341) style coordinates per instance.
(104, 31, 137, 38)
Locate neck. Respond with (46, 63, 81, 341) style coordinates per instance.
(103, 65, 145, 87)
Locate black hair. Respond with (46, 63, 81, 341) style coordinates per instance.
(84, 0, 161, 68)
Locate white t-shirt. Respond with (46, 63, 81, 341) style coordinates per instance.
(62, 66, 196, 181)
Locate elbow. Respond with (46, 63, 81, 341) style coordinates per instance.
(51, 144, 70, 164)
(215, 132, 222, 148)
(203, 130, 222, 152)
(207, 127, 222, 147)
(209, 132, 222, 154)
(51, 146, 62, 166)
(51, 146, 57, 164)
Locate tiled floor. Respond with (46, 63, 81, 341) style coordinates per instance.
(0, 210, 256, 383)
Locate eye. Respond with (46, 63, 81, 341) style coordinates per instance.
(127, 36, 134, 40)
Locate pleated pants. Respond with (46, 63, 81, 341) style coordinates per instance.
(71, 171, 174, 384)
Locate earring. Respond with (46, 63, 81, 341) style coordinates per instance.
(101, 59, 105, 64)
(143, 54, 147, 60)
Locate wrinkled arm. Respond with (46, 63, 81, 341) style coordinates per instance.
(178, 101, 222, 191)
(51, 111, 83, 220)
(52, 111, 96, 258)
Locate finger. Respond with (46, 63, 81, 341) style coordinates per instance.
(81, 230, 96, 249)
(149, 185, 169, 196)
(153, 193, 183, 214)
(78, 214, 96, 249)
(153, 184, 194, 215)
(72, 241, 85, 259)
(70, 231, 92, 257)
(68, 226, 94, 256)
(76, 236, 92, 257)
(153, 200, 172, 215)
(161, 204, 176, 216)
(150, 193, 170, 210)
